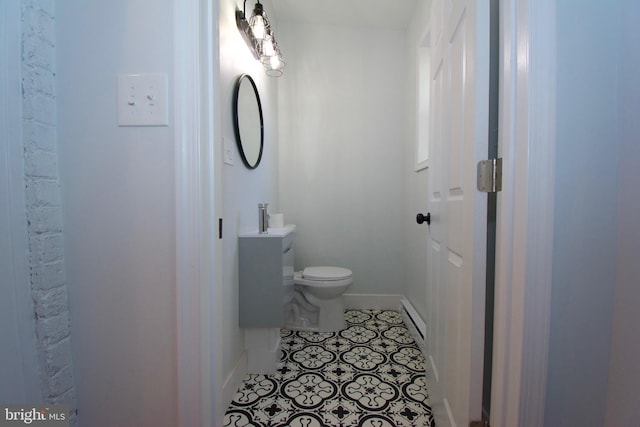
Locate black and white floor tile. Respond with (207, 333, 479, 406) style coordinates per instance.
(224, 309, 435, 427)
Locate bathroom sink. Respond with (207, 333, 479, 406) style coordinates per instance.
(239, 225, 295, 237)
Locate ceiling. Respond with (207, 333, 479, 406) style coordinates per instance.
(271, 0, 419, 30)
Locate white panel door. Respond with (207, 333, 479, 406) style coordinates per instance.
(427, 0, 490, 425)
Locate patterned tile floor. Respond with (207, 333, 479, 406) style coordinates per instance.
(224, 309, 435, 427)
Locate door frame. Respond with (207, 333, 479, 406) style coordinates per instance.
(173, 0, 558, 425)
(491, 0, 556, 425)
(174, 0, 223, 426)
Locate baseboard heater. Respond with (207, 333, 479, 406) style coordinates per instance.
(400, 298, 427, 358)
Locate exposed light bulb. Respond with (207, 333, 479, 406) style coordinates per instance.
(251, 15, 266, 40)
(269, 55, 281, 70)
(263, 37, 275, 57)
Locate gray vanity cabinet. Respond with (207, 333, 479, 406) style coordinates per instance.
(239, 226, 295, 327)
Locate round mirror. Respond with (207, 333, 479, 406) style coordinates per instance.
(233, 74, 264, 169)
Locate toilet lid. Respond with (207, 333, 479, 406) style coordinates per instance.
(302, 266, 352, 281)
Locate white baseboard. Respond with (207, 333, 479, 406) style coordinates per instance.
(400, 298, 427, 358)
(343, 293, 403, 310)
(222, 350, 247, 410)
(428, 355, 439, 384)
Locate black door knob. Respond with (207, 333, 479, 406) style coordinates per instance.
(416, 212, 431, 225)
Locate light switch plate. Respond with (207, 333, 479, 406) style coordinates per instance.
(118, 73, 169, 126)
(223, 137, 235, 165)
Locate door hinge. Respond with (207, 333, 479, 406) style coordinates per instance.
(477, 158, 502, 193)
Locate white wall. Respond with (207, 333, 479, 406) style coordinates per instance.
(219, 0, 280, 389)
(545, 2, 621, 426)
(404, 1, 431, 321)
(604, 0, 640, 424)
(56, 1, 178, 425)
(277, 21, 407, 295)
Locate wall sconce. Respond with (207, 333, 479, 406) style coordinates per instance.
(236, 0, 285, 77)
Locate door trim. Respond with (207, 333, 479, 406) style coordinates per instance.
(174, 0, 206, 423)
(174, 0, 221, 425)
(491, 0, 556, 425)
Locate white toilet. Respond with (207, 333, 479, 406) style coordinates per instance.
(288, 266, 353, 332)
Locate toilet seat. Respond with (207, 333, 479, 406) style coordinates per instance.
(302, 266, 352, 281)
(294, 266, 353, 287)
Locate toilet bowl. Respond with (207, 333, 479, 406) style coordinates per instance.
(288, 266, 353, 332)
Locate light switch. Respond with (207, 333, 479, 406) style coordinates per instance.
(223, 137, 235, 165)
(118, 73, 169, 126)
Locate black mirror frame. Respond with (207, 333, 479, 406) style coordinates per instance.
(233, 74, 264, 169)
